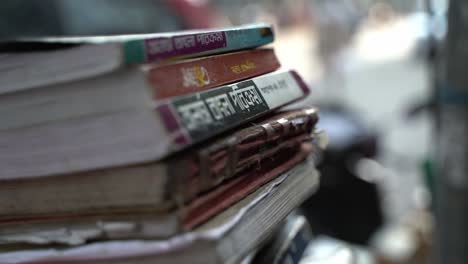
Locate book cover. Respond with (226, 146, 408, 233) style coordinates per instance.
(1, 23, 274, 64)
(147, 48, 280, 99)
(182, 143, 313, 230)
(156, 70, 310, 148)
(169, 108, 319, 202)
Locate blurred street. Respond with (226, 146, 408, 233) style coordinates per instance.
(281, 14, 433, 224)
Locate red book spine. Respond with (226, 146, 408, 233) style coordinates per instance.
(182, 143, 313, 229)
(147, 48, 280, 99)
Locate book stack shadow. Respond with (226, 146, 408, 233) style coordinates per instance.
(0, 24, 326, 264)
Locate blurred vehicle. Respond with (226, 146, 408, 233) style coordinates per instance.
(302, 104, 383, 245)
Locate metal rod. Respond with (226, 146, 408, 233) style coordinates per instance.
(435, 0, 468, 263)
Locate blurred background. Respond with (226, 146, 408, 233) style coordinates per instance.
(0, 0, 453, 263)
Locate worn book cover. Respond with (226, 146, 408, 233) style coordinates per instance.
(147, 48, 280, 99)
(0, 108, 319, 221)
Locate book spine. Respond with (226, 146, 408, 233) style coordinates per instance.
(154, 70, 310, 150)
(182, 143, 312, 230)
(147, 49, 280, 99)
(122, 26, 274, 64)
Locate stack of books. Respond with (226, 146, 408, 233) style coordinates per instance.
(0, 24, 325, 263)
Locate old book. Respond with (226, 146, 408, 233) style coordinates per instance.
(148, 48, 280, 99)
(0, 157, 320, 264)
(0, 48, 280, 129)
(0, 23, 273, 94)
(0, 70, 310, 179)
(0, 142, 319, 246)
(0, 109, 319, 223)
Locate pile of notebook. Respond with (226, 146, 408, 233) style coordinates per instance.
(0, 24, 326, 263)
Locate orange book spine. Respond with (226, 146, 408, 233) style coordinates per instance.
(147, 48, 280, 99)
